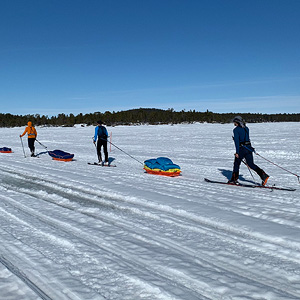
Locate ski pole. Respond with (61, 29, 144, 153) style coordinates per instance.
(255, 151, 300, 183)
(110, 132, 112, 152)
(20, 136, 26, 158)
(243, 145, 300, 183)
(36, 139, 48, 150)
(102, 138, 144, 165)
(242, 159, 256, 183)
(92, 137, 102, 162)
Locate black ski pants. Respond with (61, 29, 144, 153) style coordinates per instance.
(28, 138, 35, 153)
(97, 139, 108, 162)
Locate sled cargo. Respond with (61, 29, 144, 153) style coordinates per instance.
(144, 157, 181, 177)
(48, 150, 74, 162)
(0, 147, 12, 153)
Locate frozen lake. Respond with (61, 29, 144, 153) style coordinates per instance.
(0, 122, 299, 299)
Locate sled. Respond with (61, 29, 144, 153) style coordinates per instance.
(144, 157, 181, 177)
(0, 147, 12, 153)
(144, 167, 181, 177)
(48, 150, 74, 162)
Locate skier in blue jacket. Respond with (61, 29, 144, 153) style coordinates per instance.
(229, 116, 269, 185)
(93, 120, 109, 165)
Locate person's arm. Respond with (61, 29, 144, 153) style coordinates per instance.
(93, 127, 98, 143)
(233, 128, 240, 156)
(20, 127, 28, 137)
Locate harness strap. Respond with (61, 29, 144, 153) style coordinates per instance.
(240, 141, 251, 146)
(28, 127, 36, 137)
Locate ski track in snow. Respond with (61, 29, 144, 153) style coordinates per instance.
(0, 123, 299, 300)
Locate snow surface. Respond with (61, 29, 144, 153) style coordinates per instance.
(0, 122, 299, 300)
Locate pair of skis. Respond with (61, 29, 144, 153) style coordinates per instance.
(88, 162, 116, 167)
(204, 178, 296, 191)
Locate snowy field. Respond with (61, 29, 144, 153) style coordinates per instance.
(0, 122, 299, 300)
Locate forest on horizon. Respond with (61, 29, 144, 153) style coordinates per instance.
(1, 108, 299, 127)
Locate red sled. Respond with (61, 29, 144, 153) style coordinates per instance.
(0, 147, 12, 153)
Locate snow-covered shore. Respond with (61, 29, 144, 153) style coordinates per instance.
(0, 122, 299, 300)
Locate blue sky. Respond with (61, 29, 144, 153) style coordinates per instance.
(1, 0, 300, 116)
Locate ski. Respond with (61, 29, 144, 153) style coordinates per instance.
(204, 178, 296, 191)
(88, 162, 116, 167)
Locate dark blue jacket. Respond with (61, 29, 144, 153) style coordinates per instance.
(233, 125, 250, 154)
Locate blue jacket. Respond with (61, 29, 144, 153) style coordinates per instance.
(233, 125, 250, 154)
(93, 125, 108, 142)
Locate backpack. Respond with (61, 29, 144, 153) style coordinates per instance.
(97, 125, 107, 139)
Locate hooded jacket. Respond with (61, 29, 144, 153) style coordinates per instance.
(20, 122, 37, 139)
(233, 125, 250, 154)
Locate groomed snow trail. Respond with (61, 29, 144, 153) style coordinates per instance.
(0, 123, 299, 300)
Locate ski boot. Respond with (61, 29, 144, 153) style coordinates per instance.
(260, 171, 270, 186)
(255, 168, 269, 186)
(228, 172, 239, 184)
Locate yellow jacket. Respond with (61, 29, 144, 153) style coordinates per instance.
(20, 121, 37, 139)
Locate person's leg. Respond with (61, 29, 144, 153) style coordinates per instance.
(32, 139, 35, 153)
(229, 146, 249, 183)
(254, 167, 269, 185)
(103, 141, 108, 163)
(244, 152, 269, 185)
(96, 140, 102, 163)
(244, 151, 258, 170)
(28, 138, 35, 156)
(229, 156, 242, 183)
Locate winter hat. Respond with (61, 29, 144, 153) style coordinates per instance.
(232, 116, 245, 128)
(97, 120, 103, 125)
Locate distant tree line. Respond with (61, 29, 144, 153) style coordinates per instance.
(0, 108, 299, 127)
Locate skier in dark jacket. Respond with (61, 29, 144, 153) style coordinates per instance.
(93, 120, 109, 165)
(229, 116, 269, 185)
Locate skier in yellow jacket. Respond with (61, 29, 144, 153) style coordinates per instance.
(20, 121, 37, 157)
